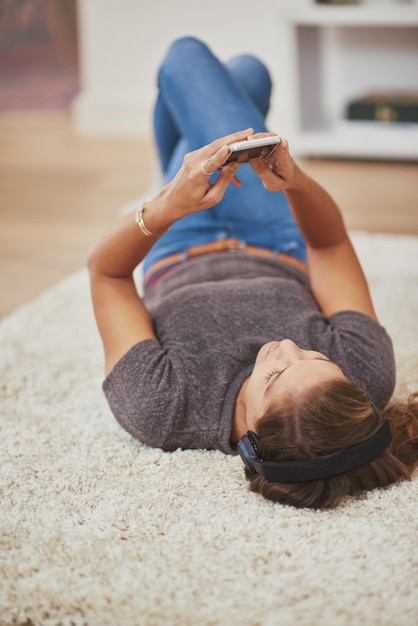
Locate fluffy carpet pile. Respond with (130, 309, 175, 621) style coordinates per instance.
(1, 232, 417, 626)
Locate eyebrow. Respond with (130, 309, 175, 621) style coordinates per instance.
(264, 357, 340, 397)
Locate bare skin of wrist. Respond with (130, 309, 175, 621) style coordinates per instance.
(141, 188, 184, 237)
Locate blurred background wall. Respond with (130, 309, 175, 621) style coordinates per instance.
(1, 0, 417, 153)
(72, 0, 299, 137)
(0, 0, 305, 135)
(73, 0, 418, 144)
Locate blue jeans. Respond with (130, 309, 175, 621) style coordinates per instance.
(143, 37, 306, 275)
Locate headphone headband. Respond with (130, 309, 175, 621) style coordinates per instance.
(237, 421, 392, 483)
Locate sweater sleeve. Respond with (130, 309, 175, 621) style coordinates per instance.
(326, 311, 396, 409)
(103, 340, 186, 449)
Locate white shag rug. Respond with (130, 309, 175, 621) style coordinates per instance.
(1, 232, 418, 626)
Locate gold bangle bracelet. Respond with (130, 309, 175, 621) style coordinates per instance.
(135, 200, 164, 239)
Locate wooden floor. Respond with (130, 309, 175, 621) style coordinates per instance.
(1, 111, 417, 318)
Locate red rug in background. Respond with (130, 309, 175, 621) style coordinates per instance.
(0, 0, 79, 111)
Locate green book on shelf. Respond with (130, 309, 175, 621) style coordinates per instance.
(346, 92, 418, 124)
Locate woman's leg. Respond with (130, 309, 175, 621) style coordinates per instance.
(145, 37, 305, 274)
(225, 54, 272, 119)
(153, 38, 269, 178)
(153, 50, 272, 172)
(153, 95, 181, 173)
(158, 38, 267, 151)
(206, 52, 304, 256)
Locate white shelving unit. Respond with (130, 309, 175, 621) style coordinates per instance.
(276, 4, 418, 160)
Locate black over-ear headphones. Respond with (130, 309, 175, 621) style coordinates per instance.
(237, 421, 392, 483)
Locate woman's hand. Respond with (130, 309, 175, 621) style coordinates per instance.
(249, 136, 297, 192)
(146, 128, 254, 231)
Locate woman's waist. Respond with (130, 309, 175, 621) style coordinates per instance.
(144, 238, 309, 291)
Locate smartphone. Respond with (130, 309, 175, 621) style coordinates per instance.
(224, 136, 281, 164)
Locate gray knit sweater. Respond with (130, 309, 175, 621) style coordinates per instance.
(103, 253, 396, 454)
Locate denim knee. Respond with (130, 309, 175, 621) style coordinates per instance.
(227, 54, 271, 90)
(226, 54, 272, 117)
(163, 36, 209, 64)
(158, 36, 210, 86)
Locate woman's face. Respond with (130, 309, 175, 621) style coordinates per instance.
(244, 339, 346, 430)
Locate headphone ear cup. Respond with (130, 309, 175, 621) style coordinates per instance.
(247, 431, 261, 457)
(237, 431, 261, 473)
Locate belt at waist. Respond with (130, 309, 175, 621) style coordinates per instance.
(144, 238, 308, 289)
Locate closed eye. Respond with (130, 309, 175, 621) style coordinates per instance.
(263, 356, 338, 396)
(264, 357, 330, 384)
(264, 368, 281, 385)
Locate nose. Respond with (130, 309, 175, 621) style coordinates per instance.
(275, 339, 301, 364)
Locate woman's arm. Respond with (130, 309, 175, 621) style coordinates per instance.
(250, 138, 377, 320)
(88, 209, 161, 376)
(88, 129, 250, 375)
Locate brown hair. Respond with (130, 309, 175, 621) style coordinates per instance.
(245, 379, 418, 509)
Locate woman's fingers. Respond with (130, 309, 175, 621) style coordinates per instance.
(250, 158, 281, 191)
(200, 162, 215, 176)
(199, 145, 229, 177)
(203, 161, 241, 204)
(249, 138, 294, 191)
(198, 128, 255, 176)
(171, 129, 256, 213)
(210, 127, 254, 151)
